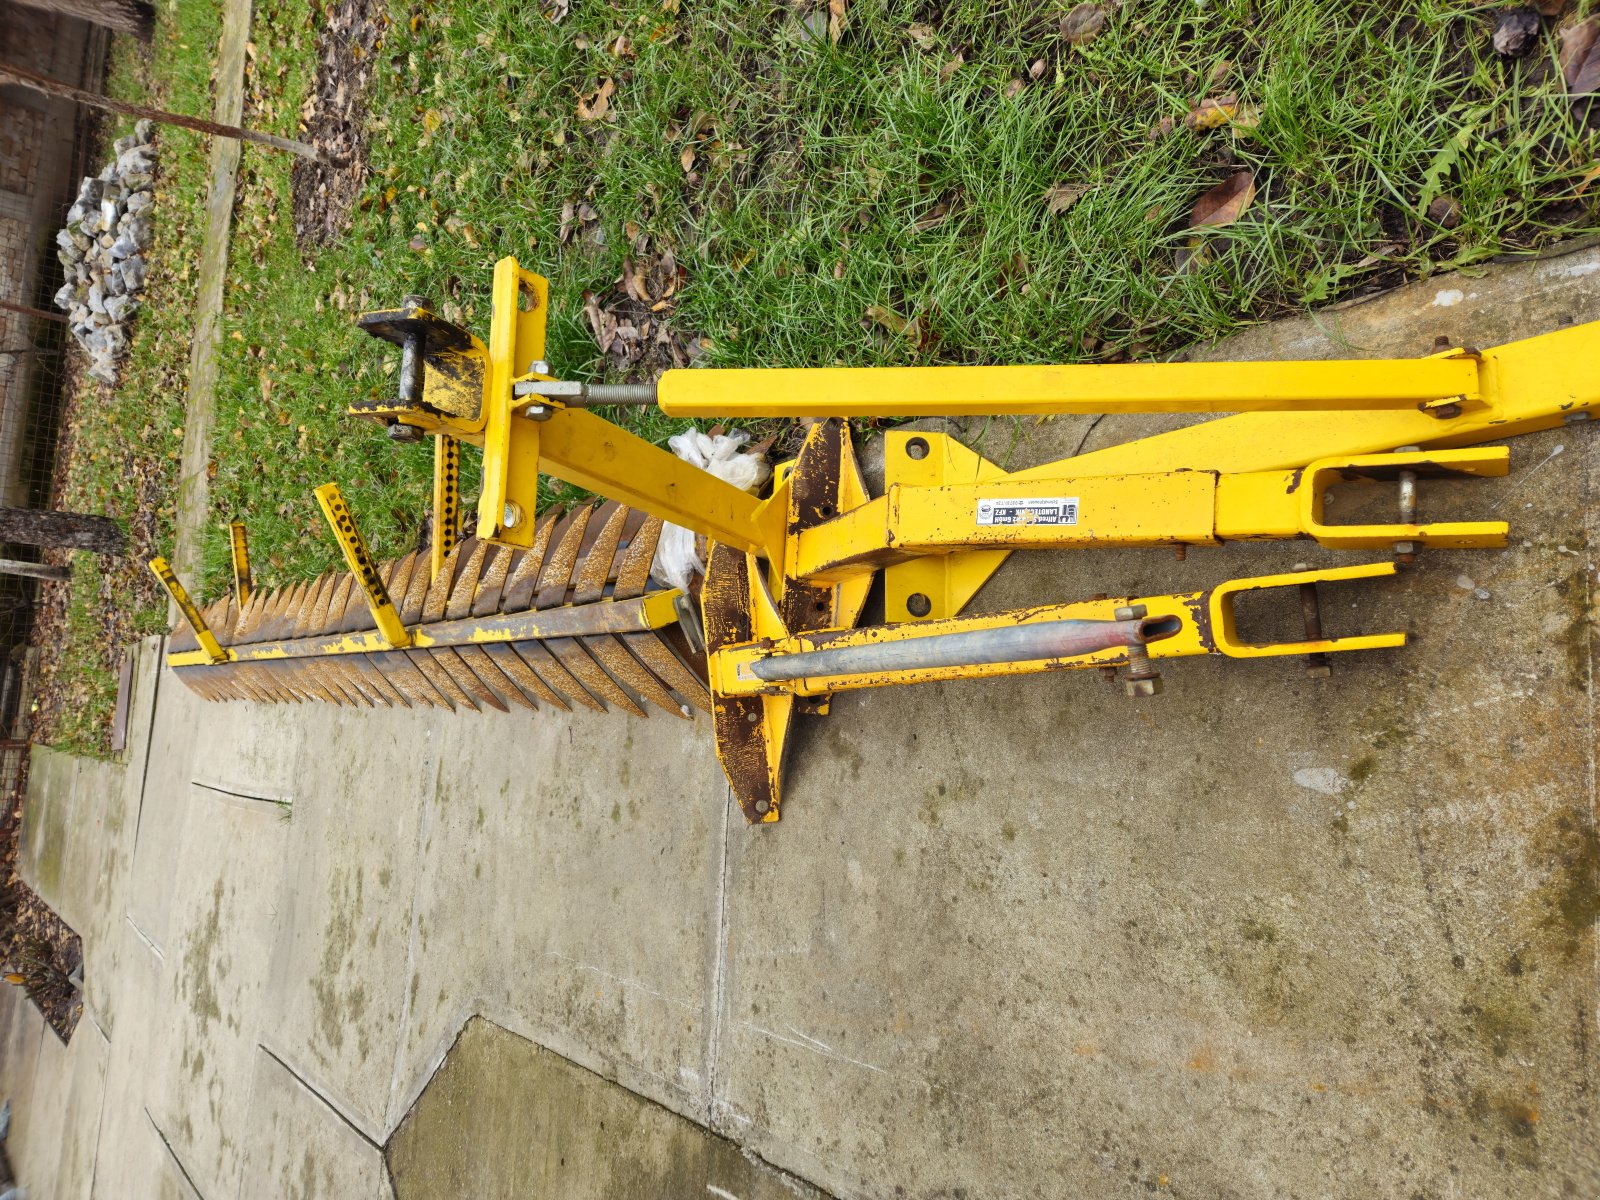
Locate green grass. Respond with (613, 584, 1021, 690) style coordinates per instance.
(197, 0, 1600, 593)
(35, 0, 226, 752)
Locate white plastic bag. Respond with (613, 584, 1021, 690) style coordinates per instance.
(651, 427, 772, 590)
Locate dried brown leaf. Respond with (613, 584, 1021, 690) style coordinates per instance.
(1060, 3, 1108, 45)
(577, 77, 615, 121)
(1561, 17, 1600, 93)
(828, 0, 846, 45)
(1044, 182, 1090, 215)
(907, 22, 937, 48)
(939, 52, 965, 81)
(1189, 171, 1256, 228)
(680, 146, 695, 172)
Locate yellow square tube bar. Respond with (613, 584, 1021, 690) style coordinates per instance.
(657, 357, 1479, 419)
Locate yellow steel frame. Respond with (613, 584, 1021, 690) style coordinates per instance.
(262, 255, 1600, 822)
(313, 482, 411, 648)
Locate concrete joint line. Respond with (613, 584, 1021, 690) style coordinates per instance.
(190, 777, 293, 810)
(702, 781, 735, 1127)
(146, 1109, 207, 1200)
(256, 1041, 386, 1150)
(124, 910, 165, 960)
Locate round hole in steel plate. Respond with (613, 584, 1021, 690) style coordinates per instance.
(907, 592, 932, 617)
(905, 437, 930, 461)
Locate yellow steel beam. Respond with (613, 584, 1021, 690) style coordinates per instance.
(535, 408, 768, 555)
(712, 562, 1404, 698)
(149, 557, 227, 663)
(794, 446, 1509, 584)
(165, 590, 682, 668)
(313, 483, 411, 648)
(476, 258, 549, 546)
(657, 355, 1480, 418)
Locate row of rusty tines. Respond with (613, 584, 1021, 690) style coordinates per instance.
(168, 501, 711, 718)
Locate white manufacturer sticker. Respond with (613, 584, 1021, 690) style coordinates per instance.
(976, 497, 1079, 526)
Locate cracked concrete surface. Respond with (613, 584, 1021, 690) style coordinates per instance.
(2, 248, 1599, 1197)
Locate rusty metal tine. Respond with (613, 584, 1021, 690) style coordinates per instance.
(403, 652, 460, 710)
(535, 508, 593, 610)
(623, 631, 712, 714)
(481, 643, 559, 708)
(368, 651, 434, 708)
(585, 633, 684, 716)
(501, 508, 563, 611)
(471, 546, 514, 618)
(445, 541, 489, 621)
(309, 571, 343, 635)
(510, 640, 591, 711)
(399, 548, 433, 623)
(435, 647, 508, 712)
(546, 637, 646, 716)
(422, 542, 465, 623)
(289, 579, 321, 639)
(455, 644, 531, 710)
(355, 654, 407, 705)
(296, 575, 331, 639)
(574, 506, 630, 605)
(612, 516, 663, 600)
(412, 649, 476, 710)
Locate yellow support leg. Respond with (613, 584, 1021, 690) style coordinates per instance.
(149, 556, 227, 663)
(313, 483, 411, 648)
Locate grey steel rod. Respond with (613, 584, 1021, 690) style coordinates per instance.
(750, 616, 1178, 683)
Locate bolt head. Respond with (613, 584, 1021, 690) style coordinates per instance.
(1113, 604, 1148, 621)
(530, 359, 552, 376)
(387, 422, 423, 443)
(1304, 664, 1332, 679)
(1124, 676, 1161, 698)
(502, 501, 524, 529)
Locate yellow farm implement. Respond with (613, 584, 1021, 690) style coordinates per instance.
(153, 256, 1597, 823)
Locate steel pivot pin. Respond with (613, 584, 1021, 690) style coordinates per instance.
(1393, 444, 1420, 566)
(1294, 563, 1332, 679)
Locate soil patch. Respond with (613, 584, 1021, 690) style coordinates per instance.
(291, 0, 386, 248)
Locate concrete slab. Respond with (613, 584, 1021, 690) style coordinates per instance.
(13, 1018, 108, 1199)
(12, 240, 1600, 1199)
(387, 1017, 818, 1199)
(89, 920, 170, 1199)
(237, 1048, 393, 1200)
(143, 785, 289, 1199)
(261, 703, 439, 1135)
(707, 293, 1600, 1196)
(387, 702, 727, 1131)
(0, 984, 45, 1181)
(20, 747, 132, 1036)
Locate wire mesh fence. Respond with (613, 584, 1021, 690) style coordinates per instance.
(0, 13, 111, 796)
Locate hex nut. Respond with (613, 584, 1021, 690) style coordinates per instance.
(1114, 604, 1148, 621)
(1124, 676, 1161, 698)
